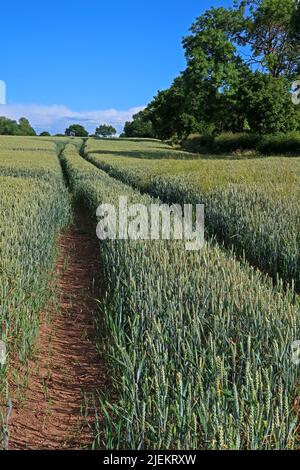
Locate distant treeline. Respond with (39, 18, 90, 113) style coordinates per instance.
(0, 119, 117, 138)
(0, 116, 36, 136)
(122, 0, 300, 141)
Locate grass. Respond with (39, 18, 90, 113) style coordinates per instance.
(61, 143, 300, 450)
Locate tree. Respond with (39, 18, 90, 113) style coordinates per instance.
(65, 124, 88, 137)
(235, 71, 300, 133)
(95, 124, 117, 138)
(181, 6, 250, 133)
(144, 76, 199, 139)
(123, 111, 155, 138)
(142, 0, 300, 138)
(17, 117, 36, 136)
(39, 131, 51, 136)
(0, 116, 36, 136)
(184, 1, 300, 79)
(0, 116, 20, 135)
(234, 0, 300, 78)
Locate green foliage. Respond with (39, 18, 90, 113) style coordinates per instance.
(65, 124, 89, 137)
(258, 132, 300, 154)
(123, 111, 155, 138)
(0, 116, 36, 136)
(17, 117, 36, 136)
(0, 116, 19, 135)
(141, 77, 195, 139)
(182, 131, 300, 154)
(234, 0, 300, 77)
(62, 142, 300, 449)
(95, 124, 117, 138)
(39, 131, 51, 136)
(212, 132, 261, 153)
(182, 133, 218, 153)
(235, 73, 300, 133)
(143, 0, 300, 138)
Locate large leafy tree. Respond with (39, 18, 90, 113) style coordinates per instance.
(65, 124, 88, 137)
(95, 124, 117, 138)
(144, 76, 204, 139)
(234, 0, 300, 78)
(123, 111, 155, 138)
(235, 72, 300, 132)
(144, 0, 300, 138)
(39, 131, 51, 136)
(0, 116, 20, 135)
(146, 79, 186, 139)
(144, 5, 248, 137)
(17, 117, 36, 136)
(0, 116, 36, 136)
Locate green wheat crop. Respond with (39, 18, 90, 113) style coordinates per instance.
(85, 138, 300, 290)
(0, 136, 70, 447)
(61, 143, 300, 450)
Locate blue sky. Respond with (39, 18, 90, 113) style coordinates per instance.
(0, 0, 232, 133)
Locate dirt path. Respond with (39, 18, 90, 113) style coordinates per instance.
(8, 209, 105, 450)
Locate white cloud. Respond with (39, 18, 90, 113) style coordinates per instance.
(0, 103, 145, 134)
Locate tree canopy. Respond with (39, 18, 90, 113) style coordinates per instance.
(65, 124, 89, 137)
(122, 111, 155, 138)
(0, 116, 36, 136)
(95, 124, 117, 138)
(123, 0, 300, 139)
(39, 131, 51, 136)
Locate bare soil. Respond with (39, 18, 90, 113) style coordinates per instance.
(8, 209, 105, 450)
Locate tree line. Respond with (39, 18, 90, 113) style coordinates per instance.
(0, 118, 117, 138)
(122, 0, 300, 140)
(0, 116, 36, 136)
(64, 123, 117, 138)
